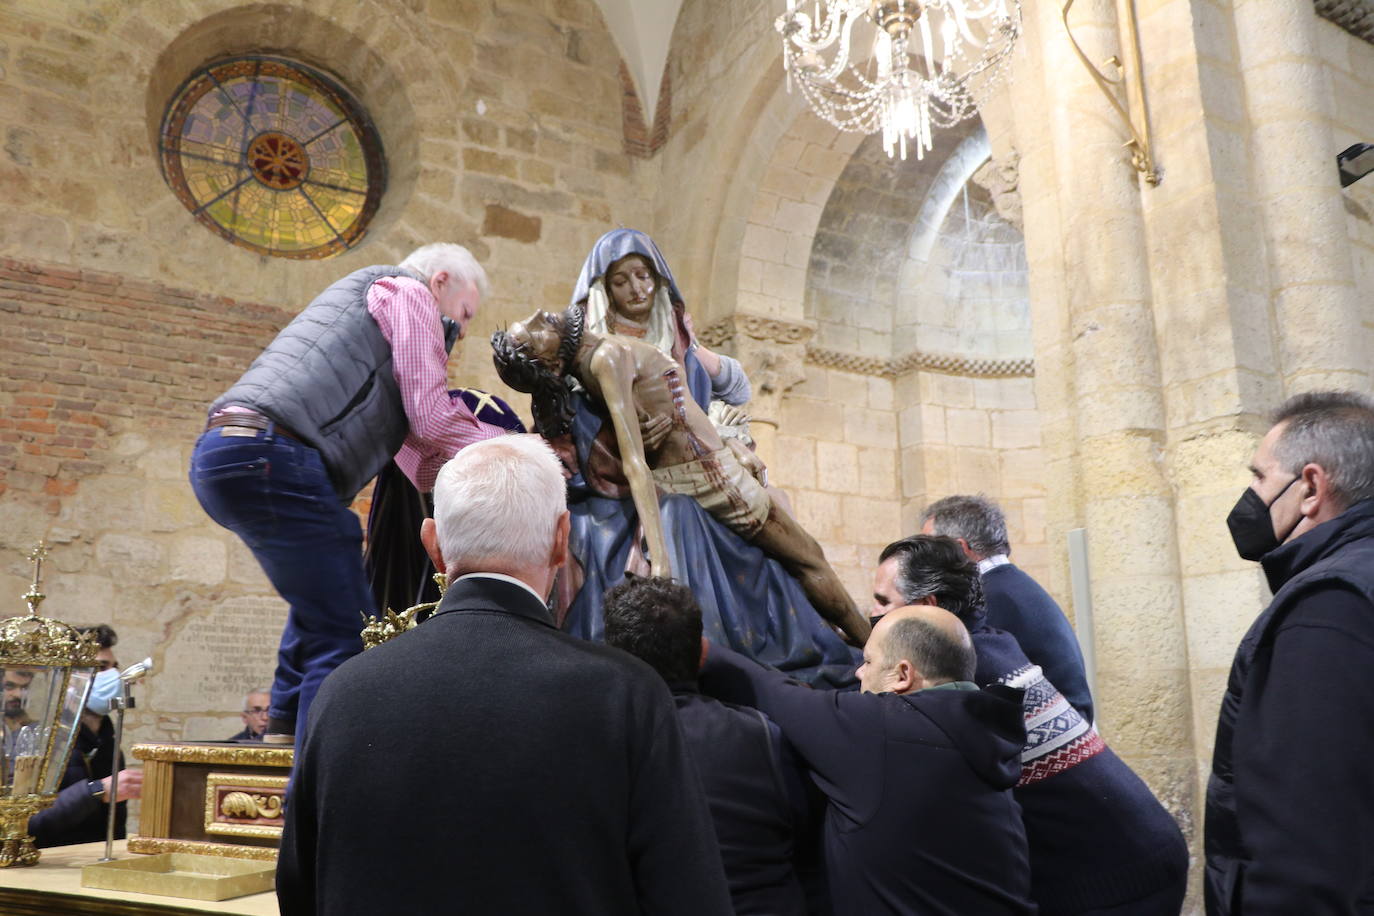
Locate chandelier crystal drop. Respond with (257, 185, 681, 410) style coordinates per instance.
(776, 0, 1021, 160)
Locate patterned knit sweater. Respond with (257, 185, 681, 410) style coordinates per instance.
(971, 625, 1188, 913)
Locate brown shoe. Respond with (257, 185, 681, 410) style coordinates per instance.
(263, 717, 294, 744)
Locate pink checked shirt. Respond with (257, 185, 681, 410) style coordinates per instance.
(367, 276, 505, 492)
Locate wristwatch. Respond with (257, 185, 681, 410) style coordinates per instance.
(88, 778, 106, 801)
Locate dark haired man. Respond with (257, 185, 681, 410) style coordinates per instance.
(493, 305, 869, 645)
(921, 494, 1093, 721)
(603, 577, 812, 916)
(1207, 390, 1374, 915)
(874, 536, 1187, 915)
(699, 603, 1034, 915)
(28, 624, 143, 847)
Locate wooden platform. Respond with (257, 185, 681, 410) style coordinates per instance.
(0, 841, 278, 915)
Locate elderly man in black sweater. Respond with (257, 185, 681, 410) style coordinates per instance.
(700, 604, 1034, 916)
(277, 435, 730, 916)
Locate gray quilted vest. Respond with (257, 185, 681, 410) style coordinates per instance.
(210, 265, 426, 502)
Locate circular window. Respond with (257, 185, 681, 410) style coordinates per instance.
(159, 56, 386, 259)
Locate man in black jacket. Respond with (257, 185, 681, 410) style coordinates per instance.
(603, 576, 813, 916)
(875, 536, 1187, 914)
(700, 604, 1034, 916)
(1207, 390, 1374, 915)
(278, 435, 731, 916)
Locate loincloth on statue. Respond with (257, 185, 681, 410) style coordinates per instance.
(651, 447, 771, 539)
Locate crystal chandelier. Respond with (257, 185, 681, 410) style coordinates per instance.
(776, 0, 1021, 159)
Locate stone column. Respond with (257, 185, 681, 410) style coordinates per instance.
(1129, 0, 1285, 832)
(1018, 0, 1198, 824)
(1233, 0, 1368, 393)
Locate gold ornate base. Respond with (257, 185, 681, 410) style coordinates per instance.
(0, 795, 55, 867)
(0, 833, 39, 868)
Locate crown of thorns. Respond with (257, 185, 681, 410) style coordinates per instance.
(490, 304, 585, 438)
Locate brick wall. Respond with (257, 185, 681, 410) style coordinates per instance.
(0, 257, 291, 507)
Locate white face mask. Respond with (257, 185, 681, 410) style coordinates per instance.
(85, 668, 122, 716)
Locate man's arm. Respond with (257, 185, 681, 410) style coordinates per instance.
(699, 644, 882, 825)
(1234, 586, 1374, 915)
(985, 569, 1095, 722)
(587, 343, 672, 577)
(27, 779, 100, 847)
(367, 277, 505, 491)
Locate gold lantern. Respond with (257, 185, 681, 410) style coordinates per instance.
(0, 543, 99, 866)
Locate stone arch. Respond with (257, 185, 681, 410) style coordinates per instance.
(895, 128, 1032, 361)
(804, 119, 985, 360)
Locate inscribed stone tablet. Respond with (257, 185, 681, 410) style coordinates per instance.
(151, 596, 285, 714)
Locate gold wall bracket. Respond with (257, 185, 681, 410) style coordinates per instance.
(1062, 0, 1161, 186)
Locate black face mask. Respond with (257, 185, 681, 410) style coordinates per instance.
(1226, 476, 1302, 561)
(869, 614, 885, 631)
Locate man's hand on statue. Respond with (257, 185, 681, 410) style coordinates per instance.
(638, 410, 672, 451)
(102, 768, 143, 803)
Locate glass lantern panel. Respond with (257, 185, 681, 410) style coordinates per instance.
(2, 666, 57, 796)
(43, 668, 93, 795)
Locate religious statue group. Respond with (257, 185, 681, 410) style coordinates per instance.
(367, 229, 868, 686)
(187, 228, 1222, 915)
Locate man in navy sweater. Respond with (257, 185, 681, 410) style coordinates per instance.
(875, 536, 1187, 915)
(921, 494, 1095, 722)
(700, 604, 1034, 916)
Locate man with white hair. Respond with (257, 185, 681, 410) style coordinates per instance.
(190, 244, 506, 745)
(278, 436, 732, 916)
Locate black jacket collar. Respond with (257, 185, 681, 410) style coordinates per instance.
(1261, 498, 1374, 594)
(424, 574, 555, 628)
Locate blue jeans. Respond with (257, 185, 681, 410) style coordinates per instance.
(189, 426, 376, 745)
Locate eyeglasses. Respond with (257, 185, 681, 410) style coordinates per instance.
(244, 706, 270, 715)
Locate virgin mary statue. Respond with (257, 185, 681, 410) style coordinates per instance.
(552, 229, 859, 687)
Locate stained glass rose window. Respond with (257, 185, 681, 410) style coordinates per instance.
(159, 56, 386, 259)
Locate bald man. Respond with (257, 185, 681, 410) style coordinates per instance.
(698, 606, 1035, 916)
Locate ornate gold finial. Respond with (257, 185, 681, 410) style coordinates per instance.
(359, 572, 449, 650)
(22, 541, 48, 617)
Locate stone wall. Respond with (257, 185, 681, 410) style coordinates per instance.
(0, 0, 651, 767)
(774, 367, 901, 603)
(0, 258, 295, 745)
(1321, 19, 1374, 332)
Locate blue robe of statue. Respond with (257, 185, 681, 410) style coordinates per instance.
(560, 230, 859, 687)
